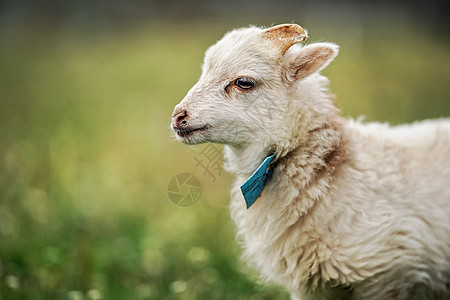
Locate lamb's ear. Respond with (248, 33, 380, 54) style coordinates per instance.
(262, 24, 308, 54)
(282, 42, 339, 83)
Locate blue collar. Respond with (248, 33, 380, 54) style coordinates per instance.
(240, 153, 276, 209)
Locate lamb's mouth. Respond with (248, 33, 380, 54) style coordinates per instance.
(174, 125, 208, 138)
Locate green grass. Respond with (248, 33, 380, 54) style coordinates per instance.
(0, 22, 449, 299)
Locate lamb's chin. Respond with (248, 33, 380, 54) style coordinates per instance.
(175, 130, 208, 145)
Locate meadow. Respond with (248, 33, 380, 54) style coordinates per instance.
(0, 21, 449, 299)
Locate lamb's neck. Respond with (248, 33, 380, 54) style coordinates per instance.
(277, 116, 346, 195)
(230, 115, 347, 253)
(223, 142, 272, 176)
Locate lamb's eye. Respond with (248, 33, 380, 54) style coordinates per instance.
(234, 77, 255, 90)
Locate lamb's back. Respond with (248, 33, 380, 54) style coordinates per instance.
(345, 118, 450, 208)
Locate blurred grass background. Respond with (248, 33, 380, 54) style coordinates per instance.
(0, 1, 449, 299)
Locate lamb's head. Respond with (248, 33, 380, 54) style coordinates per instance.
(171, 24, 339, 148)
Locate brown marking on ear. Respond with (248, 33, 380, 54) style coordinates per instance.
(262, 24, 308, 54)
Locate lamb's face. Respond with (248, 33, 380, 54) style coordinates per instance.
(171, 27, 282, 145)
(171, 24, 338, 146)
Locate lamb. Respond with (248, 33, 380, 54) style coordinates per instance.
(170, 24, 450, 300)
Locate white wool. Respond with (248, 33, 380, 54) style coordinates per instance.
(171, 24, 450, 300)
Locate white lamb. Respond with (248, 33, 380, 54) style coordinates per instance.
(170, 24, 450, 300)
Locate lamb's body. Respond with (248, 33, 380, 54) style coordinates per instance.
(171, 24, 450, 299)
(229, 118, 450, 299)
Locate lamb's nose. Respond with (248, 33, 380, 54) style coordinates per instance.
(171, 109, 189, 129)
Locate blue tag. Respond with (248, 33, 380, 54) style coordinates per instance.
(240, 153, 276, 209)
